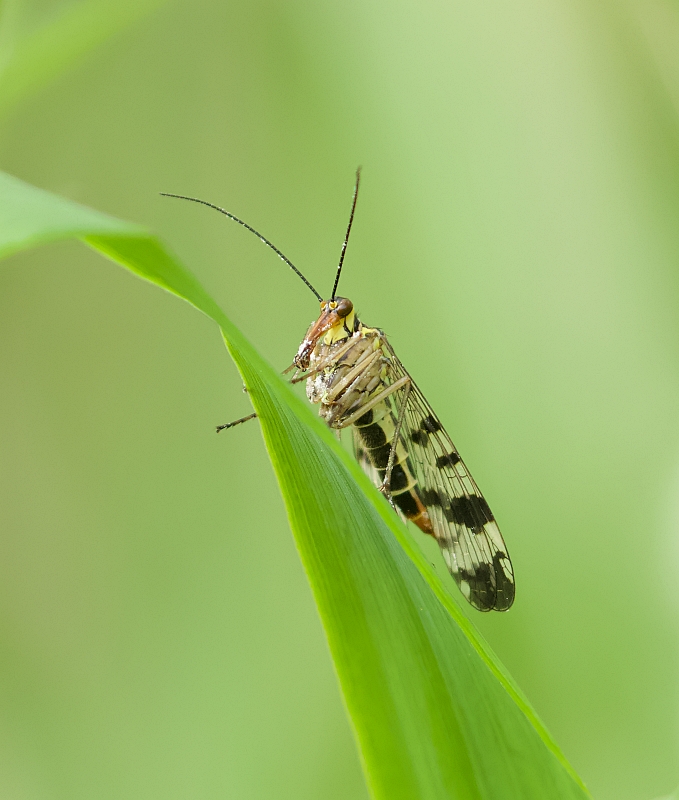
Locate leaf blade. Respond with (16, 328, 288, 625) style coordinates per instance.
(0, 170, 590, 800)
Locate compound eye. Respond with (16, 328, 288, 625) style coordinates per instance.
(335, 297, 353, 318)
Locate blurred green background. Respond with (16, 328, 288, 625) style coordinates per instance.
(1, 0, 679, 798)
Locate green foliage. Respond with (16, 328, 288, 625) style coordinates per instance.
(2, 1, 679, 797)
(0, 0, 167, 116)
(0, 170, 590, 798)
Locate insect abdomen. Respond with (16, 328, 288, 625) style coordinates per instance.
(354, 404, 433, 534)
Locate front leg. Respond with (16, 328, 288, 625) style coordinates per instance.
(288, 337, 358, 384)
(216, 412, 257, 432)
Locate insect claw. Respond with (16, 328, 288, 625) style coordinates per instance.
(387, 496, 397, 511)
(379, 481, 396, 510)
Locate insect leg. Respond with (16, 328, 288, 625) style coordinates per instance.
(380, 378, 412, 495)
(324, 349, 382, 402)
(216, 412, 257, 433)
(288, 338, 358, 384)
(334, 375, 410, 428)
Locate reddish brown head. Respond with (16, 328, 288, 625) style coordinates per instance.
(294, 297, 355, 370)
(162, 170, 362, 373)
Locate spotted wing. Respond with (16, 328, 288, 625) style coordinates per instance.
(361, 337, 514, 612)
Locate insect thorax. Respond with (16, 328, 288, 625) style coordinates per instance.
(306, 326, 385, 427)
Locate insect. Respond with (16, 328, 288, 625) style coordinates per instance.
(161, 171, 515, 611)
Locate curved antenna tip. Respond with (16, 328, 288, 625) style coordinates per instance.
(159, 192, 322, 301)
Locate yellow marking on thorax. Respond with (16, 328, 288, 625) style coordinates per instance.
(322, 310, 356, 345)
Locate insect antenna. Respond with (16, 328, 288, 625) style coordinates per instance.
(331, 167, 361, 300)
(160, 192, 323, 301)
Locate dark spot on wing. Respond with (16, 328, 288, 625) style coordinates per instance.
(436, 452, 460, 469)
(422, 415, 441, 433)
(443, 495, 493, 532)
(492, 551, 515, 610)
(411, 415, 442, 446)
(420, 488, 443, 507)
(459, 549, 515, 611)
(475, 494, 493, 520)
(460, 563, 491, 585)
(458, 563, 494, 610)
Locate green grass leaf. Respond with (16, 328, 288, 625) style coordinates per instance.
(0, 170, 591, 799)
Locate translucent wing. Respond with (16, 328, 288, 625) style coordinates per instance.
(352, 336, 515, 612)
